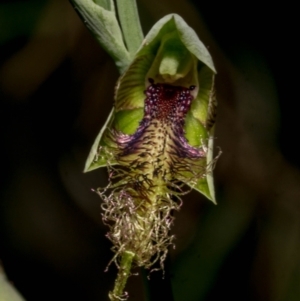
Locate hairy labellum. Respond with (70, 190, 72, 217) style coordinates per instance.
(99, 80, 208, 269)
(85, 14, 218, 273)
(78, 12, 218, 301)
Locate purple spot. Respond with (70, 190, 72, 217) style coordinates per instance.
(115, 82, 204, 159)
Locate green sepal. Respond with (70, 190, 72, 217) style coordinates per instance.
(84, 108, 116, 172)
(182, 65, 217, 203)
(115, 54, 154, 112)
(193, 176, 215, 203)
(206, 129, 217, 203)
(137, 14, 216, 73)
(114, 109, 144, 135)
(191, 128, 217, 204)
(184, 111, 208, 147)
(190, 66, 216, 126)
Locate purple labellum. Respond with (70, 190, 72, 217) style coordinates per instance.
(101, 80, 208, 269)
(115, 80, 205, 161)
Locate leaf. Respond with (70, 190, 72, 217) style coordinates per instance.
(70, 0, 131, 73)
(115, 0, 144, 56)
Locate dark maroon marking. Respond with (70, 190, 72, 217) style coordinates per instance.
(115, 82, 205, 159)
(144, 82, 193, 123)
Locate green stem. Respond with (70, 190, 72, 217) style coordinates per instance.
(109, 250, 135, 301)
(116, 0, 144, 58)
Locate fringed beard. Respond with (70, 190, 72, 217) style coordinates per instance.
(97, 81, 208, 270)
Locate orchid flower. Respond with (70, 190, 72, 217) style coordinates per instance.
(70, 1, 218, 300)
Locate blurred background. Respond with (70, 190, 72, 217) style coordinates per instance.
(0, 0, 299, 300)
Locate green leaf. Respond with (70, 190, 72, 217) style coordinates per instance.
(94, 0, 114, 11)
(115, 0, 144, 57)
(70, 0, 131, 73)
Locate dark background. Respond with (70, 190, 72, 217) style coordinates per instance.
(1, 0, 299, 300)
